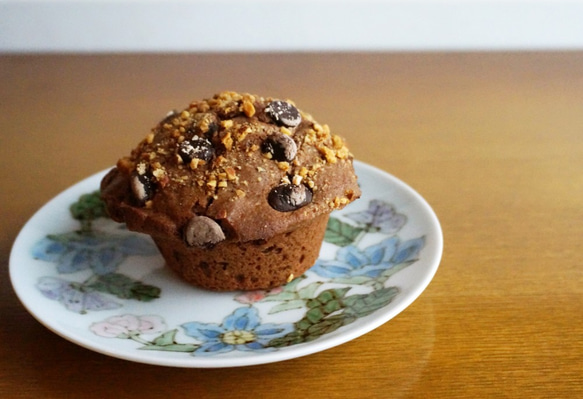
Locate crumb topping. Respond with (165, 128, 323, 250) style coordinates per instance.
(113, 91, 359, 241)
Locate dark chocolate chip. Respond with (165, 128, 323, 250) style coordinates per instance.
(131, 171, 154, 204)
(205, 121, 219, 138)
(265, 100, 302, 128)
(268, 184, 313, 212)
(261, 133, 298, 162)
(184, 216, 226, 247)
(177, 136, 214, 164)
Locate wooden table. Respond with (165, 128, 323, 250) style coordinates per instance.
(1, 52, 582, 398)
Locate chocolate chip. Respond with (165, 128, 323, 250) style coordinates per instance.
(265, 100, 302, 128)
(261, 133, 298, 162)
(130, 171, 153, 204)
(268, 184, 313, 212)
(184, 216, 226, 247)
(205, 121, 219, 137)
(177, 136, 214, 164)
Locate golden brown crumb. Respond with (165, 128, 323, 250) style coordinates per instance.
(277, 162, 290, 171)
(242, 98, 256, 117)
(331, 134, 343, 149)
(221, 132, 233, 151)
(318, 146, 337, 164)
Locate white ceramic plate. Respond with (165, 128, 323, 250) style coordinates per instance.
(10, 161, 442, 368)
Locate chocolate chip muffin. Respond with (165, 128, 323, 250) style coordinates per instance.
(101, 91, 360, 290)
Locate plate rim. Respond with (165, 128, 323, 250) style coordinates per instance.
(9, 160, 443, 368)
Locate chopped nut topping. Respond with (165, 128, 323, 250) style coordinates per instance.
(318, 145, 337, 163)
(277, 161, 290, 171)
(332, 134, 344, 149)
(114, 91, 358, 237)
(225, 167, 237, 180)
(136, 162, 148, 175)
(292, 174, 303, 185)
(221, 132, 233, 151)
(242, 99, 256, 117)
(198, 102, 210, 112)
(198, 119, 210, 133)
(152, 167, 165, 179)
(190, 158, 201, 169)
(336, 146, 350, 159)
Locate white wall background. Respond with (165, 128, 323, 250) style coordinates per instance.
(1, 0, 583, 53)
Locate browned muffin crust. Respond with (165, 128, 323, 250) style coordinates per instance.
(101, 91, 360, 246)
(157, 214, 330, 291)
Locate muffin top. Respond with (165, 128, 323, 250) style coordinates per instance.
(101, 91, 360, 245)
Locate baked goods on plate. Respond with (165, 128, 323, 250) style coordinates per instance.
(101, 91, 360, 290)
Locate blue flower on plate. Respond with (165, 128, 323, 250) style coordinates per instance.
(36, 276, 121, 314)
(181, 307, 294, 356)
(32, 231, 158, 275)
(311, 236, 425, 279)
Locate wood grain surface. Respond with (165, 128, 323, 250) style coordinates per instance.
(1, 52, 582, 398)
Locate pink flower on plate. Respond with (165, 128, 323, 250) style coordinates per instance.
(234, 287, 284, 304)
(90, 314, 166, 338)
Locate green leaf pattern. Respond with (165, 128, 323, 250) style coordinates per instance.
(34, 191, 425, 355)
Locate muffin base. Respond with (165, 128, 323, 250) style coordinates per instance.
(154, 214, 330, 291)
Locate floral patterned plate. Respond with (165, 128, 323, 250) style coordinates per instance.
(10, 161, 442, 368)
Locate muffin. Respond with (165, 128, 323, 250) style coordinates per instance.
(101, 91, 360, 290)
